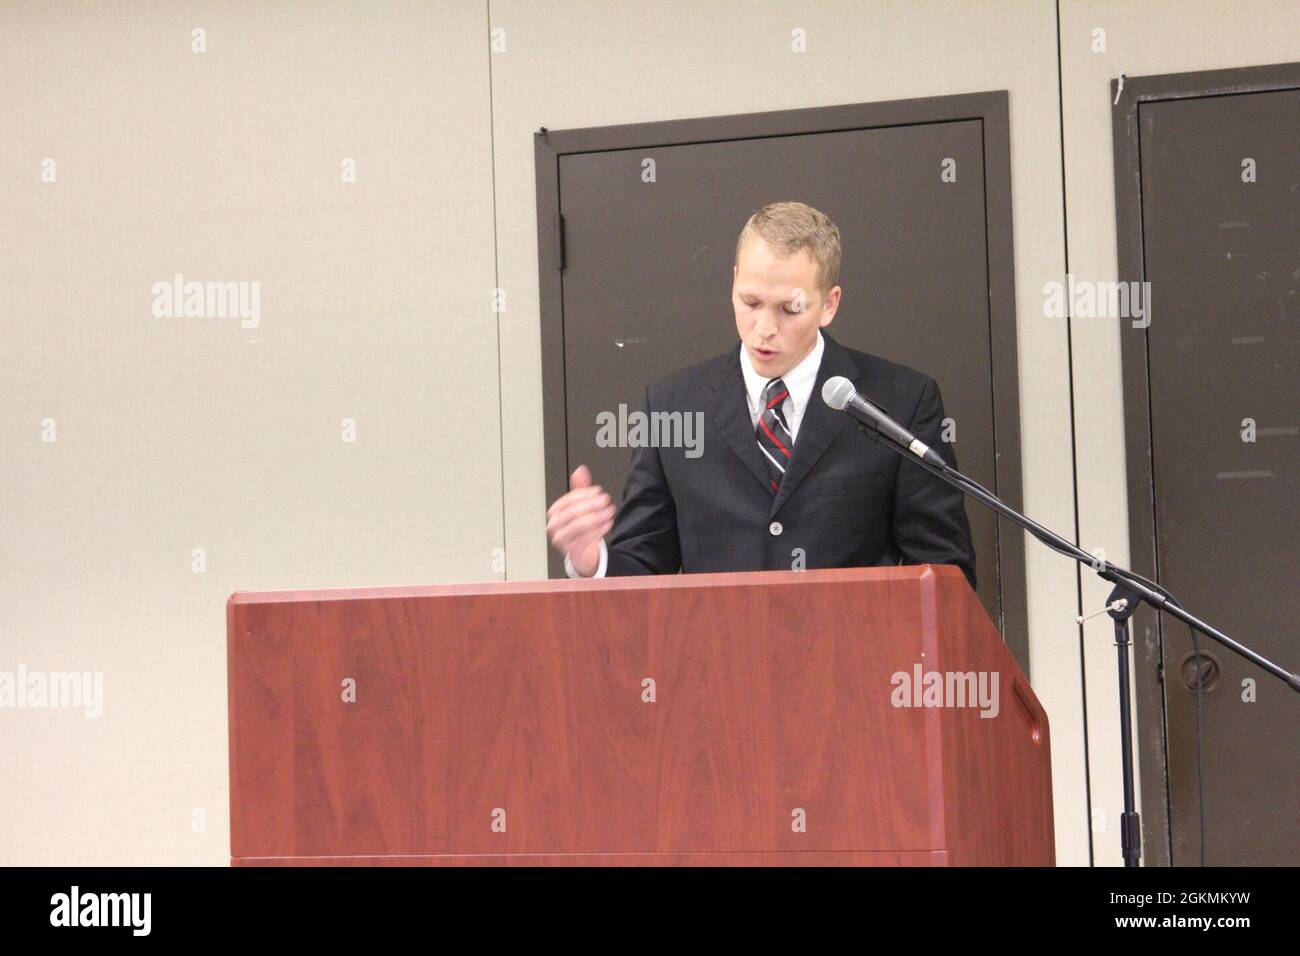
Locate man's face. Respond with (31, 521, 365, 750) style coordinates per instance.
(732, 235, 841, 379)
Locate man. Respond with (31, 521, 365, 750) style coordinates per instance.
(546, 201, 975, 586)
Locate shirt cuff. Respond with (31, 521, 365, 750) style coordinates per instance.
(563, 538, 609, 578)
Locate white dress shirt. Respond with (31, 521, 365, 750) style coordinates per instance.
(739, 329, 824, 440)
(565, 332, 826, 578)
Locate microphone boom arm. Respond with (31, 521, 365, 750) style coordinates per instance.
(856, 420, 1299, 691)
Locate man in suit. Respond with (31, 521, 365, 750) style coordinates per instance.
(546, 201, 975, 586)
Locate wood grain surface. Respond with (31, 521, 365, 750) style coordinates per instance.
(227, 565, 1053, 865)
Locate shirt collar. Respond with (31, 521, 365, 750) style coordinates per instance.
(739, 330, 825, 417)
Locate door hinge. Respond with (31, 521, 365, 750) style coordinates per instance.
(556, 213, 566, 272)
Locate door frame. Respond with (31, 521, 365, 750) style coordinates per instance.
(1110, 61, 1300, 867)
(534, 90, 1028, 670)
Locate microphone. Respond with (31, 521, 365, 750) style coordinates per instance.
(821, 375, 947, 468)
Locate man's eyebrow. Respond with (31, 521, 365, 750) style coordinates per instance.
(738, 291, 801, 302)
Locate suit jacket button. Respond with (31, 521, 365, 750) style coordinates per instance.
(769, 521, 783, 536)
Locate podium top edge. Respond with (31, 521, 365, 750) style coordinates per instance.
(228, 564, 964, 607)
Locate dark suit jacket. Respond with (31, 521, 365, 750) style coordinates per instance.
(605, 331, 977, 587)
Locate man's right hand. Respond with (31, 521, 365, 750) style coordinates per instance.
(545, 465, 615, 577)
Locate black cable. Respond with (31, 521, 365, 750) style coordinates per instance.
(1189, 623, 1207, 867)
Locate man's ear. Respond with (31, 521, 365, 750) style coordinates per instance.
(820, 285, 842, 326)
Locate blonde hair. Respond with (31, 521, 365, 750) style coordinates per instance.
(735, 201, 842, 294)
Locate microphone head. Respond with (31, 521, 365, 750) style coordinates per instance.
(822, 375, 856, 411)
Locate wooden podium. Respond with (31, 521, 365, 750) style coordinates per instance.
(227, 564, 1053, 866)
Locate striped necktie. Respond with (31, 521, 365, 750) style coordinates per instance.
(756, 377, 793, 494)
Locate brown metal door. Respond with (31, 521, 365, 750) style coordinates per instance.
(1118, 70, 1300, 865)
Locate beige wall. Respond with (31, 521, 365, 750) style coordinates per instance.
(0, 0, 501, 865)
(0, 0, 1293, 865)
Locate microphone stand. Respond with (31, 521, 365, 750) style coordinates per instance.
(852, 422, 1300, 867)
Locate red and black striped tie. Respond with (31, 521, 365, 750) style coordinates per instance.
(756, 377, 793, 494)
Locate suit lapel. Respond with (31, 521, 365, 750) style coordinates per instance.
(707, 348, 774, 495)
(769, 333, 861, 519)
